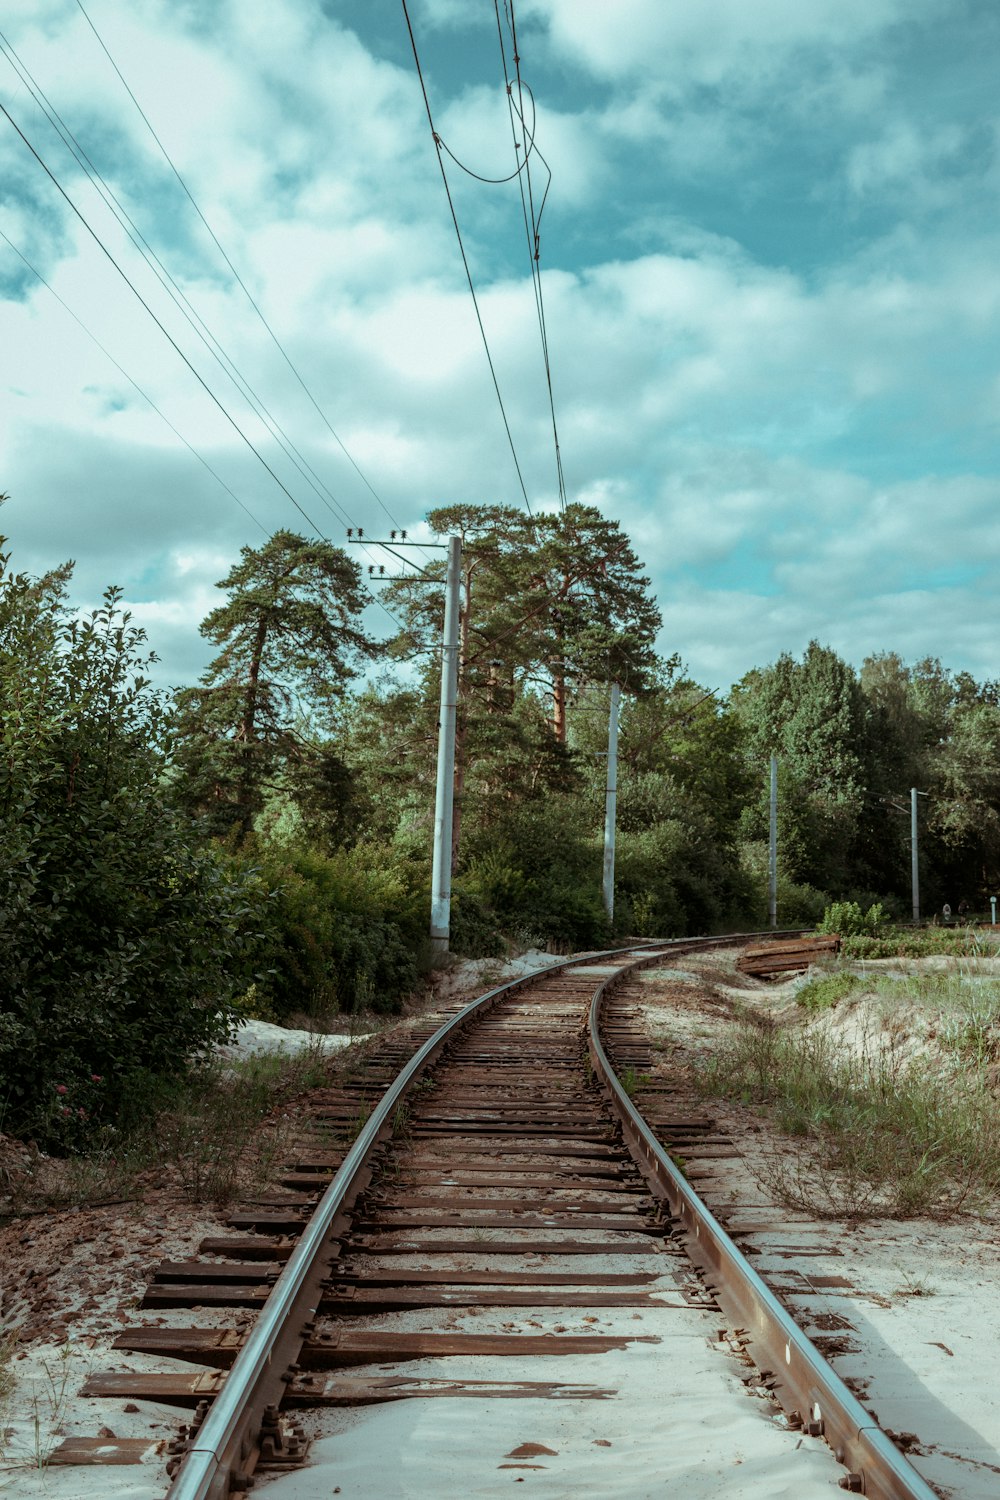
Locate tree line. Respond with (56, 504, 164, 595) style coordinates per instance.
(2, 491, 996, 1144)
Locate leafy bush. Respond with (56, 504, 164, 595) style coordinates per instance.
(449, 889, 506, 958)
(462, 797, 611, 949)
(737, 842, 827, 929)
(818, 900, 887, 937)
(0, 542, 259, 1147)
(252, 841, 421, 1016)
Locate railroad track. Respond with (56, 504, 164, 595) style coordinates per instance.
(66, 938, 938, 1498)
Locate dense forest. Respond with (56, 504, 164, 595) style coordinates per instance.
(3, 493, 999, 1144)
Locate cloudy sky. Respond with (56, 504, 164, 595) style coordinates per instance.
(2, 0, 999, 693)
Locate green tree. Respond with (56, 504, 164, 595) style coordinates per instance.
(384, 502, 662, 863)
(571, 675, 752, 934)
(732, 642, 873, 893)
(174, 530, 375, 844)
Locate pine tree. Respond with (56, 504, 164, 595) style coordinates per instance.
(174, 531, 375, 843)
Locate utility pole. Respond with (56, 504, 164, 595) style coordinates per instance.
(430, 536, 462, 956)
(768, 755, 778, 929)
(602, 682, 621, 922)
(911, 787, 921, 924)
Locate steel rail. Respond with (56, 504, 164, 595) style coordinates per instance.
(165, 936, 687, 1500)
(587, 948, 940, 1500)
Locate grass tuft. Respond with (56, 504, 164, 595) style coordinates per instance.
(696, 1015, 1000, 1217)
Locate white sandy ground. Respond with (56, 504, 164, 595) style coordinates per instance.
(257, 1284, 842, 1500)
(217, 1017, 376, 1058)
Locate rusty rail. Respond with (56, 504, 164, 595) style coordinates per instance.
(587, 951, 940, 1500)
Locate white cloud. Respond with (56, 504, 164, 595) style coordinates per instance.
(519, 0, 939, 91)
(846, 120, 983, 210)
(2, 0, 999, 704)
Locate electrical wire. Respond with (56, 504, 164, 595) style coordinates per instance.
(496, 0, 566, 510)
(400, 0, 535, 522)
(0, 41, 413, 624)
(72, 0, 411, 541)
(0, 95, 329, 534)
(0, 224, 267, 535)
(435, 130, 534, 185)
(0, 97, 408, 634)
(0, 32, 359, 536)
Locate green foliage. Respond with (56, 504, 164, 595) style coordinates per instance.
(448, 890, 507, 958)
(0, 529, 259, 1148)
(796, 973, 864, 1011)
(733, 642, 872, 891)
(818, 900, 887, 937)
(738, 842, 827, 928)
(462, 795, 611, 947)
(841, 927, 990, 959)
(697, 1015, 1000, 1215)
(173, 531, 374, 843)
(252, 841, 421, 1017)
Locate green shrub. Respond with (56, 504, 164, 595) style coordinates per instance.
(449, 890, 506, 958)
(462, 799, 612, 949)
(0, 548, 259, 1148)
(253, 842, 420, 1016)
(818, 900, 887, 937)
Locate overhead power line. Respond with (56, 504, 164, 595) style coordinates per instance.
(0, 224, 267, 535)
(496, 0, 566, 510)
(0, 97, 408, 633)
(400, 0, 535, 522)
(72, 0, 409, 540)
(0, 94, 328, 537)
(0, 31, 361, 538)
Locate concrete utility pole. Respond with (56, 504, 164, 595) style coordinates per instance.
(602, 682, 621, 922)
(430, 536, 462, 956)
(768, 755, 778, 929)
(911, 786, 921, 924)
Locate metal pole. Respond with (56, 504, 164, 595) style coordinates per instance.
(911, 787, 920, 924)
(768, 755, 778, 929)
(602, 681, 621, 923)
(430, 536, 462, 956)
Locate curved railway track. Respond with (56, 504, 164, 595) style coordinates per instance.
(74, 937, 939, 1498)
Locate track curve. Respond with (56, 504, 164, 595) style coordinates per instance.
(98, 936, 936, 1499)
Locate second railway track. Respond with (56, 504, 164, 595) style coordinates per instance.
(71, 939, 940, 1498)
